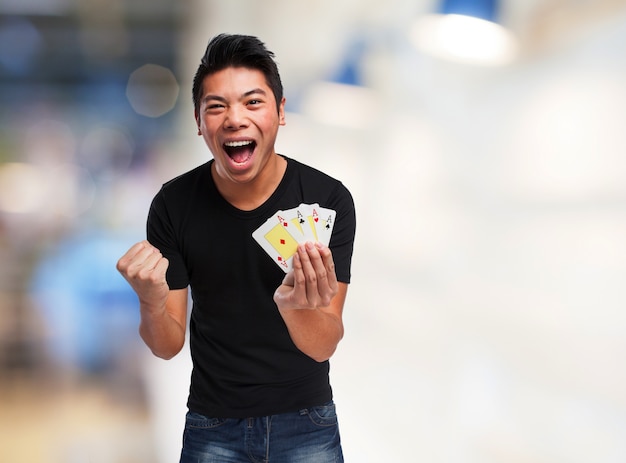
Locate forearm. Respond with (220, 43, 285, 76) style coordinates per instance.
(278, 307, 344, 362)
(139, 305, 186, 359)
(273, 245, 348, 362)
(117, 242, 188, 359)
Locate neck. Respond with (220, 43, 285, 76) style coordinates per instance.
(212, 154, 287, 211)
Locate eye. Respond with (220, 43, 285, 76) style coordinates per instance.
(247, 99, 262, 106)
(205, 103, 225, 114)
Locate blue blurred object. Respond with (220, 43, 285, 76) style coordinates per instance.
(30, 231, 141, 372)
(0, 17, 42, 75)
(330, 38, 367, 87)
(438, 0, 498, 22)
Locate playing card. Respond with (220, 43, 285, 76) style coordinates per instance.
(252, 213, 301, 272)
(271, 209, 298, 236)
(287, 203, 317, 242)
(310, 204, 336, 246)
(252, 203, 337, 271)
(293, 203, 320, 243)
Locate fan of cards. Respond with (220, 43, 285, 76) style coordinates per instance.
(253, 203, 336, 272)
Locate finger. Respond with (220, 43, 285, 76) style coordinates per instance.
(138, 254, 169, 292)
(136, 249, 167, 280)
(281, 268, 295, 288)
(316, 242, 338, 288)
(143, 246, 165, 269)
(122, 246, 163, 282)
(152, 255, 169, 281)
(118, 241, 154, 270)
(310, 243, 337, 306)
(298, 242, 323, 306)
(291, 250, 309, 307)
(273, 269, 292, 308)
(117, 241, 145, 272)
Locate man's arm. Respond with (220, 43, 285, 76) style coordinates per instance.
(273, 242, 347, 362)
(138, 288, 188, 359)
(116, 240, 188, 360)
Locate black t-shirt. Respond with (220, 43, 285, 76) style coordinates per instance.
(146, 156, 356, 418)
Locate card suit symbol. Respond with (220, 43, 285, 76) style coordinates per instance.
(283, 221, 288, 227)
(280, 239, 285, 245)
(314, 218, 319, 222)
(278, 256, 283, 262)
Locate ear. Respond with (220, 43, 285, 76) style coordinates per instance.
(194, 111, 201, 135)
(278, 97, 286, 126)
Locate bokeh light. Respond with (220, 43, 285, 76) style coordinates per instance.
(0, 162, 48, 214)
(126, 64, 180, 118)
(411, 13, 518, 66)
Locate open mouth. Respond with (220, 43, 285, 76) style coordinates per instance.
(224, 140, 256, 164)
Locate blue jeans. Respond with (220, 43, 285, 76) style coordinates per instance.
(179, 401, 343, 463)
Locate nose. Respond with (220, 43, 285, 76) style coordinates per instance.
(224, 105, 248, 130)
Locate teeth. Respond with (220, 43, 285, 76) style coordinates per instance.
(224, 140, 253, 147)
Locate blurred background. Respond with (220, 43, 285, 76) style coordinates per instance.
(1, 0, 626, 461)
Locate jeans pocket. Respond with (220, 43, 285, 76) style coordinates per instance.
(305, 401, 338, 427)
(185, 411, 229, 429)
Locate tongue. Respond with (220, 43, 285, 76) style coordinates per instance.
(229, 145, 253, 163)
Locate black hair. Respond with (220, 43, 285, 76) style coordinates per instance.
(192, 34, 284, 115)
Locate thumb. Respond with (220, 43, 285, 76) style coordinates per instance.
(282, 269, 295, 287)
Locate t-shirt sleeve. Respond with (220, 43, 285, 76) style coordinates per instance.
(146, 189, 190, 290)
(327, 182, 356, 284)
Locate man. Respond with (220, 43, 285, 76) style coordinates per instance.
(117, 34, 356, 462)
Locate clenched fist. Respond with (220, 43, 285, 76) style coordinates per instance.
(116, 240, 170, 311)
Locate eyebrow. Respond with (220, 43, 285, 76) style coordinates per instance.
(202, 88, 268, 104)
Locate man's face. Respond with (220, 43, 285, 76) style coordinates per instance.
(196, 66, 286, 185)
